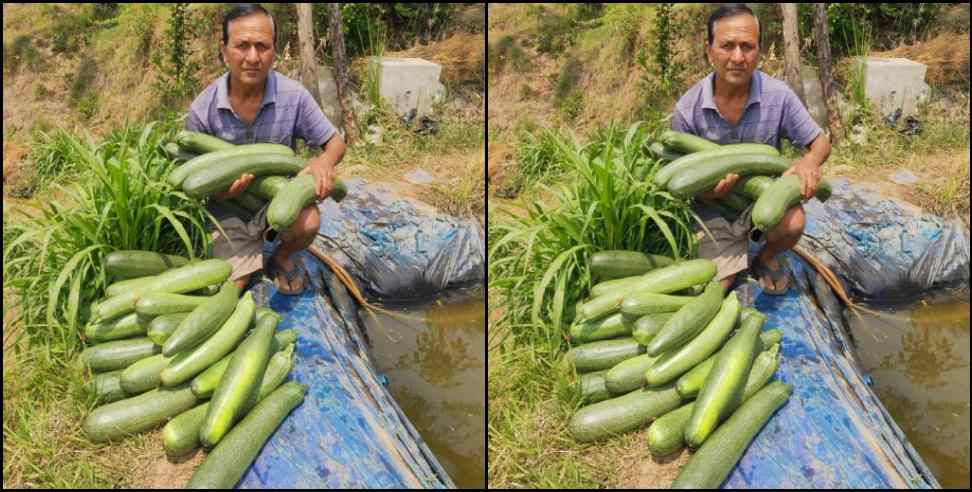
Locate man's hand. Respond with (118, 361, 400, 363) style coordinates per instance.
(298, 160, 335, 200)
(699, 173, 740, 201)
(783, 157, 821, 200)
(214, 173, 255, 201)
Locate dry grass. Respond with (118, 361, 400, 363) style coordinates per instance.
(869, 32, 971, 88)
(386, 32, 485, 90)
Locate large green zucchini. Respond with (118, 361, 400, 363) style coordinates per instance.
(645, 282, 725, 356)
(751, 174, 832, 231)
(666, 154, 790, 198)
(590, 251, 675, 281)
(568, 383, 684, 443)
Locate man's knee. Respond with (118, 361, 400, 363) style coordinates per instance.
(766, 205, 805, 243)
(280, 205, 320, 242)
(233, 273, 252, 291)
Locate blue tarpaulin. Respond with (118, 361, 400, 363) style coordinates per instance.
(230, 180, 485, 488)
(711, 179, 969, 488)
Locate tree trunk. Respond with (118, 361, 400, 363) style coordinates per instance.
(328, 3, 354, 145)
(813, 3, 842, 144)
(296, 3, 321, 106)
(780, 3, 805, 103)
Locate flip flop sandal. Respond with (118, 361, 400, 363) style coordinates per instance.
(753, 258, 790, 296)
(270, 262, 307, 295)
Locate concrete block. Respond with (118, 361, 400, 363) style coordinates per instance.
(316, 65, 344, 131)
(373, 57, 443, 118)
(855, 57, 929, 119)
(799, 64, 829, 130)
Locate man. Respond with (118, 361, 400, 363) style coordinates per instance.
(187, 4, 346, 295)
(671, 4, 830, 295)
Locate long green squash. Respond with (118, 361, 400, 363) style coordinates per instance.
(631, 312, 675, 346)
(162, 281, 239, 356)
(80, 337, 160, 373)
(751, 174, 832, 231)
(676, 328, 782, 398)
(671, 381, 792, 488)
(590, 251, 675, 281)
(85, 312, 150, 344)
(182, 154, 305, 198)
(569, 383, 684, 443)
(653, 143, 780, 188)
(570, 313, 632, 344)
(190, 328, 298, 398)
(83, 383, 199, 443)
(565, 337, 645, 373)
(104, 250, 188, 280)
(605, 353, 659, 395)
(167, 144, 295, 188)
(266, 174, 348, 231)
(666, 154, 790, 198)
(589, 259, 717, 299)
(645, 282, 725, 356)
(683, 311, 764, 447)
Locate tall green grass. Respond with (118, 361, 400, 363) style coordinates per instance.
(3, 121, 213, 354)
(488, 121, 701, 352)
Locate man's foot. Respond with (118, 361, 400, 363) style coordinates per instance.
(269, 256, 306, 295)
(753, 256, 790, 295)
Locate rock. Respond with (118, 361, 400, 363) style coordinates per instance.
(404, 169, 436, 185)
(889, 169, 920, 185)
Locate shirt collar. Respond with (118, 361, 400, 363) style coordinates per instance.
(702, 69, 762, 112)
(216, 70, 277, 113)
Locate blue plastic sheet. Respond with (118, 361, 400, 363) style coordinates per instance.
(228, 180, 486, 488)
(712, 180, 968, 488)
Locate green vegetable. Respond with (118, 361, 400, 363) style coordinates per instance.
(84, 312, 150, 344)
(620, 292, 695, 317)
(89, 369, 128, 404)
(676, 328, 782, 398)
(666, 153, 790, 198)
(175, 130, 235, 154)
(605, 353, 659, 395)
(683, 311, 763, 447)
(248, 175, 290, 200)
(570, 313, 632, 343)
(565, 337, 645, 373)
(751, 174, 832, 231)
(569, 383, 684, 443)
(181, 153, 305, 198)
(135, 293, 211, 317)
(198, 309, 277, 446)
(589, 259, 717, 299)
(106, 275, 157, 297)
(120, 353, 174, 395)
(104, 250, 188, 280)
(646, 282, 725, 356)
(83, 383, 199, 443)
(190, 328, 298, 398)
(147, 312, 190, 345)
(187, 381, 306, 488)
(653, 143, 780, 188)
(590, 251, 675, 281)
(631, 312, 675, 346)
(167, 143, 295, 188)
(579, 370, 611, 404)
(160, 292, 256, 387)
(80, 337, 161, 372)
(162, 281, 239, 356)
(266, 174, 348, 231)
(660, 130, 719, 154)
(672, 381, 792, 488)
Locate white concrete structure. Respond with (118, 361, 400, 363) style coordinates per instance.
(373, 57, 445, 118)
(856, 57, 930, 119)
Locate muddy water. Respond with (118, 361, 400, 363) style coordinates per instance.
(846, 292, 971, 488)
(359, 294, 485, 489)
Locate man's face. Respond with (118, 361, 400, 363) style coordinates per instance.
(222, 13, 274, 86)
(706, 14, 760, 89)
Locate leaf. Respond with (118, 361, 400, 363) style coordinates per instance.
(531, 245, 587, 330)
(47, 244, 104, 329)
(149, 204, 194, 259)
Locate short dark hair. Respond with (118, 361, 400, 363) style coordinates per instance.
(222, 4, 276, 49)
(706, 4, 761, 50)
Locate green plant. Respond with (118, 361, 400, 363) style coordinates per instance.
(82, 383, 200, 443)
(6, 35, 45, 74)
(490, 35, 531, 75)
(150, 3, 200, 112)
(637, 4, 690, 106)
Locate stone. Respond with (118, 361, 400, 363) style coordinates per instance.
(373, 57, 444, 119)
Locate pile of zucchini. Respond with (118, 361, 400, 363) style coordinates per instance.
(565, 250, 792, 488)
(649, 130, 832, 231)
(82, 250, 306, 488)
(165, 131, 348, 231)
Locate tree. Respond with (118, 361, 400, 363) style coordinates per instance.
(780, 3, 805, 103)
(328, 3, 354, 144)
(296, 3, 322, 106)
(813, 3, 842, 144)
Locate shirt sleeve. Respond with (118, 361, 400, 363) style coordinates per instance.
(185, 104, 209, 134)
(294, 89, 337, 148)
(670, 105, 695, 135)
(781, 86, 823, 149)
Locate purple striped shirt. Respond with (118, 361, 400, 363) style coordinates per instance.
(186, 70, 336, 150)
(671, 69, 821, 151)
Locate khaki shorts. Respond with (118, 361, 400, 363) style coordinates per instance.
(694, 205, 764, 282)
(211, 206, 273, 282)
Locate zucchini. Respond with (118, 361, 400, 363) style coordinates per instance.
(590, 251, 675, 281)
(84, 312, 150, 344)
(148, 312, 190, 345)
(672, 381, 792, 489)
(653, 143, 780, 188)
(579, 370, 611, 404)
(569, 383, 683, 443)
(135, 293, 211, 317)
(188, 382, 306, 488)
(648, 141, 683, 162)
(104, 250, 189, 280)
(182, 153, 305, 198)
(160, 292, 256, 387)
(660, 130, 719, 154)
(751, 174, 832, 231)
(676, 328, 782, 398)
(249, 175, 290, 200)
(89, 369, 128, 404)
(666, 153, 791, 198)
(175, 130, 235, 154)
(736, 175, 775, 200)
(645, 292, 741, 387)
(120, 353, 174, 395)
(647, 345, 778, 457)
(92, 259, 233, 322)
(190, 328, 298, 398)
(162, 281, 239, 356)
(167, 143, 295, 188)
(565, 337, 645, 373)
(646, 282, 725, 357)
(162, 343, 294, 457)
(575, 292, 627, 322)
(632, 312, 675, 346)
(589, 259, 717, 299)
(198, 309, 278, 446)
(106, 275, 157, 297)
(80, 337, 161, 373)
(234, 190, 267, 212)
(266, 174, 348, 231)
(569, 313, 632, 344)
(683, 311, 764, 447)
(589, 275, 644, 299)
(605, 353, 659, 395)
(620, 292, 695, 317)
(719, 190, 752, 212)
(83, 383, 199, 443)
